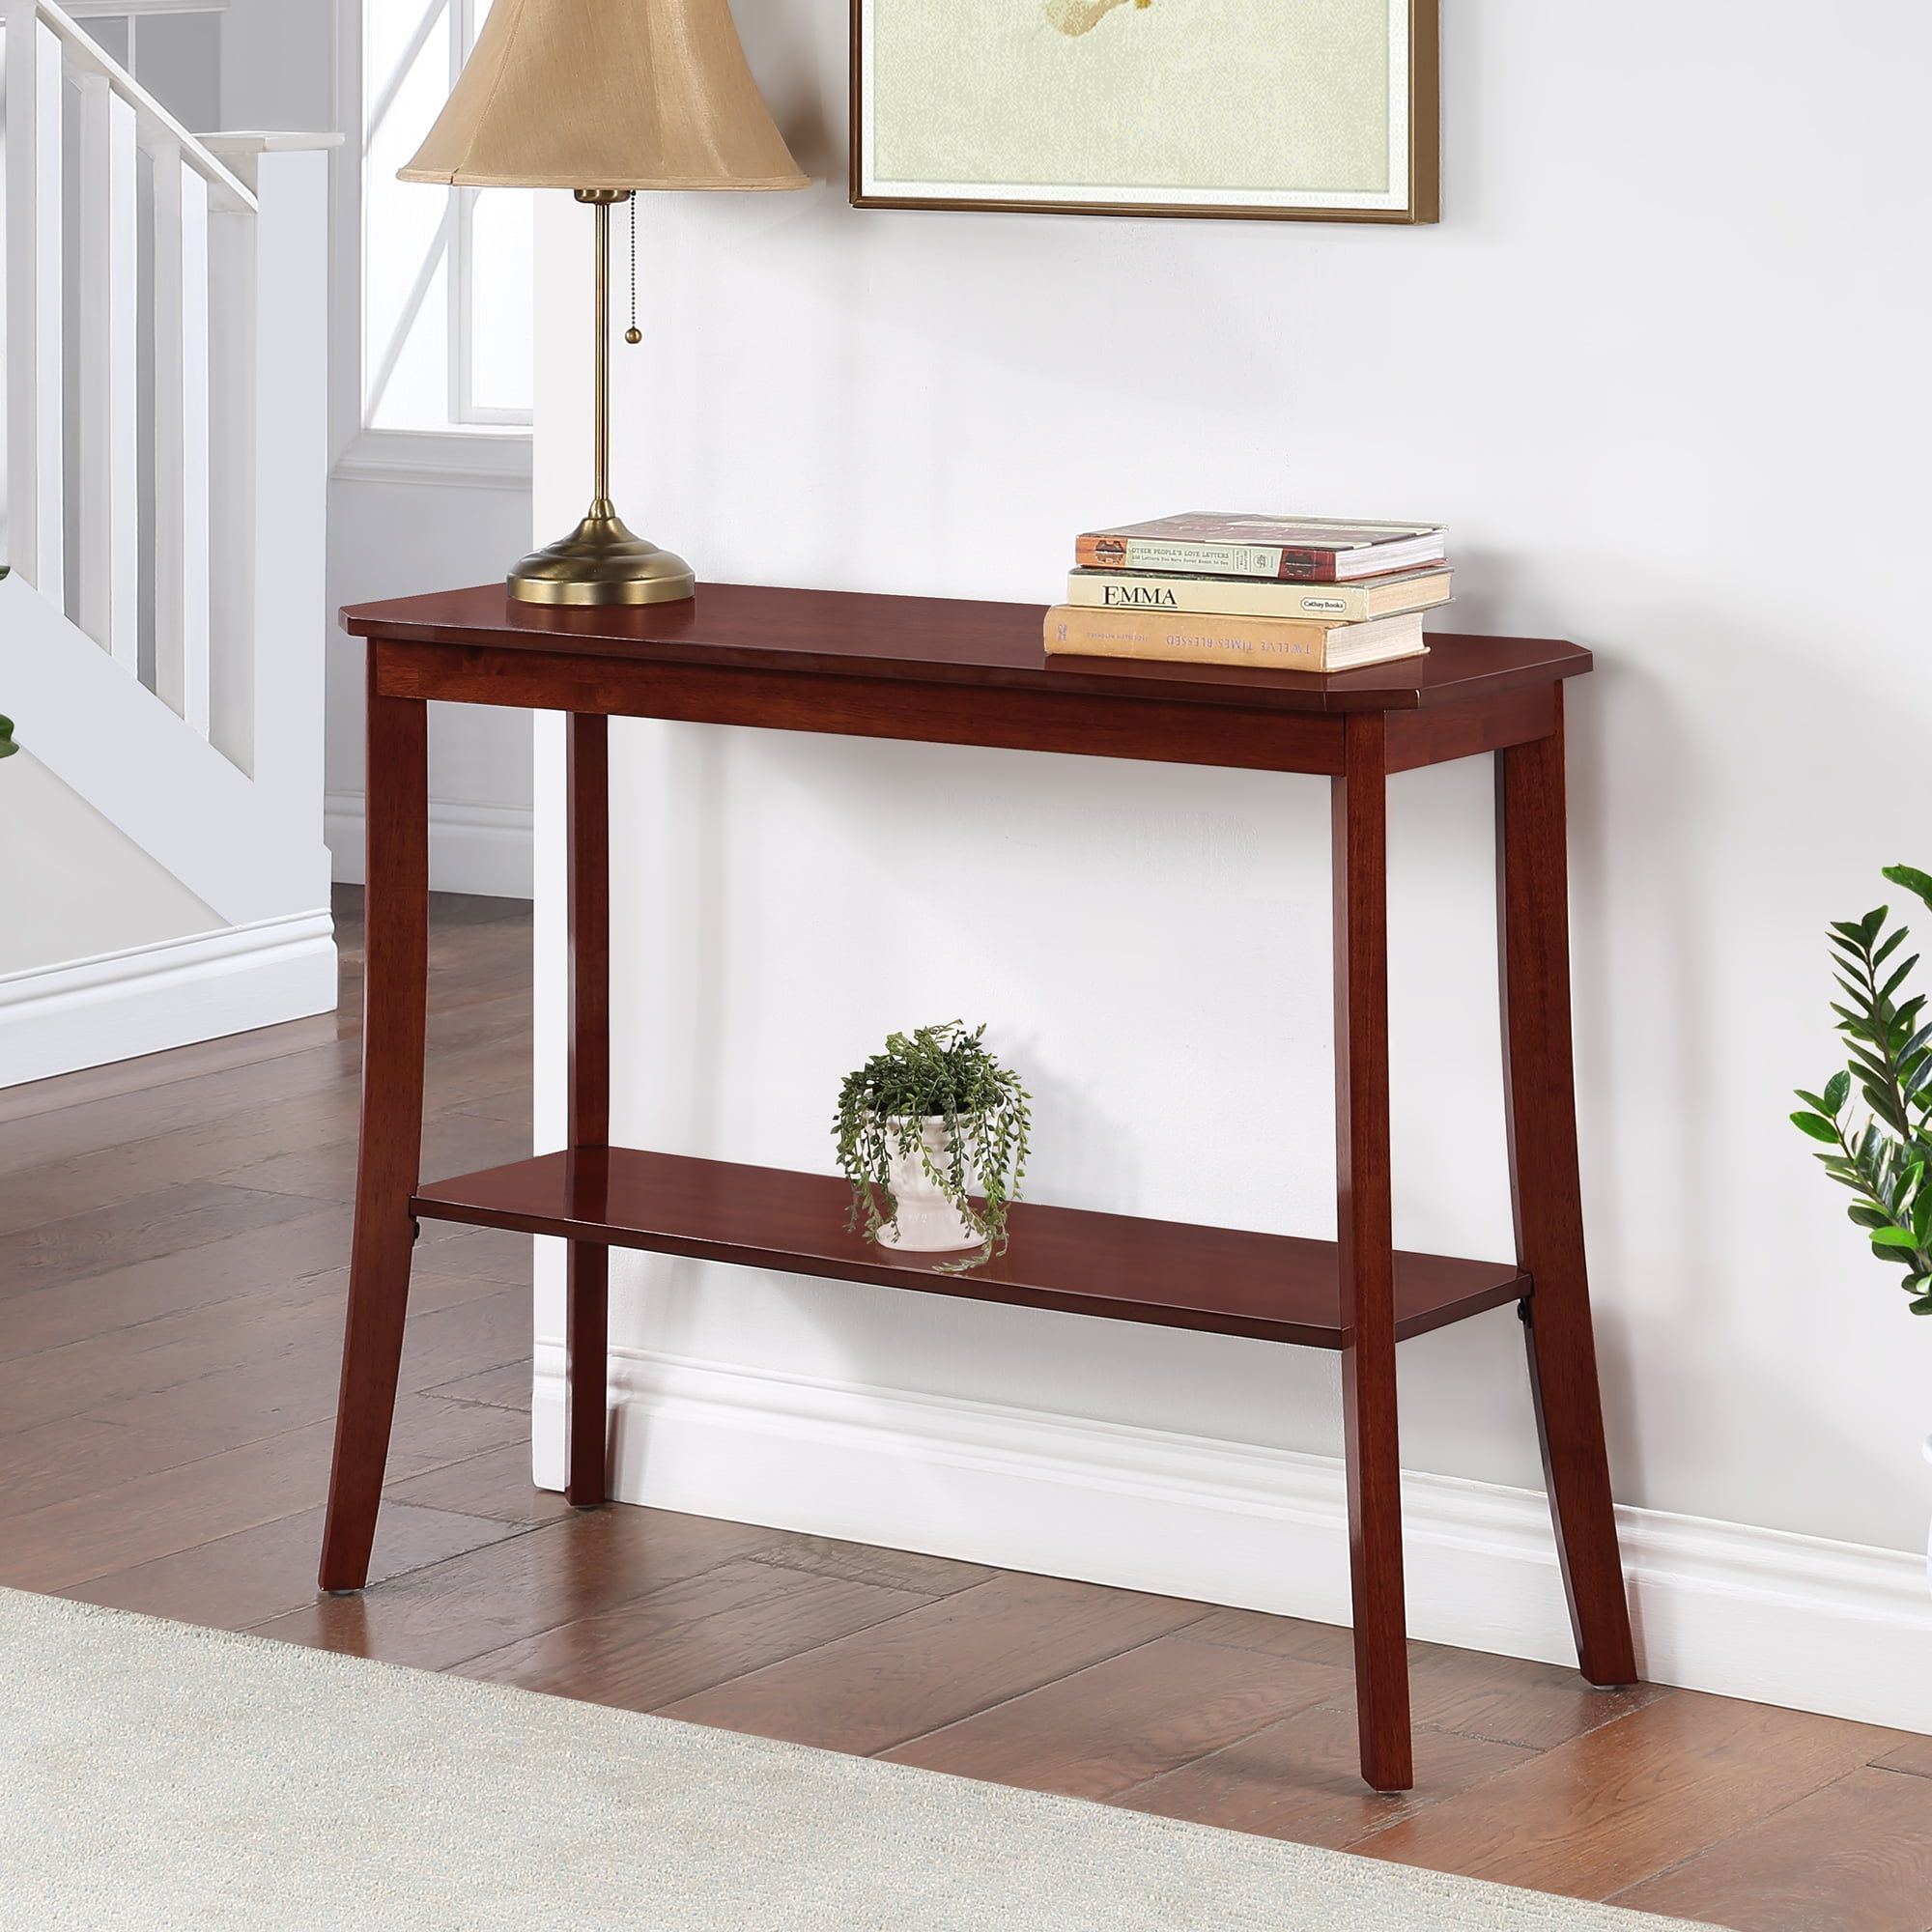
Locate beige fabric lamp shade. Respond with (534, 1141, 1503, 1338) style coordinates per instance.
(404, 0, 805, 606)
(399, 0, 808, 192)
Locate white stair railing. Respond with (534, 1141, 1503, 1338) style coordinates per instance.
(3, 0, 338, 782)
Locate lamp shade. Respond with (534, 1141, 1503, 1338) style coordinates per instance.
(398, 0, 808, 193)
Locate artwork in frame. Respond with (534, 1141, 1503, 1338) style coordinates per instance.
(849, 0, 1437, 225)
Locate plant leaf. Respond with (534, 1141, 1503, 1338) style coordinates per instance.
(1882, 865, 1932, 913)
(1823, 1070, 1851, 1112)
(1790, 1111, 1840, 1144)
(1844, 1047, 1891, 1086)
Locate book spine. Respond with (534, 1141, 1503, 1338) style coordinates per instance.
(1043, 606, 1333, 670)
(1073, 536, 1340, 582)
(1066, 571, 1448, 621)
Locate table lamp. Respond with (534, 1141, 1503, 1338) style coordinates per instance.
(399, 0, 808, 606)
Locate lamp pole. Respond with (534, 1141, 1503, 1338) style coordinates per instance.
(577, 187, 625, 518)
(504, 186, 692, 607)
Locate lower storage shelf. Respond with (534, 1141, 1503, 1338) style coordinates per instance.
(412, 1148, 1528, 1350)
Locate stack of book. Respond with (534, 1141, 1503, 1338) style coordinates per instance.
(1043, 513, 1451, 672)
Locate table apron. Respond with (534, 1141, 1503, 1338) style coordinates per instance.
(371, 640, 1564, 775)
(373, 638, 1350, 775)
(1382, 683, 1557, 772)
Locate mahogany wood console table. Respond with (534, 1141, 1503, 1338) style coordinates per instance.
(323, 582, 1636, 1793)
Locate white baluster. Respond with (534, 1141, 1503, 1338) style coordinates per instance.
(5, 13, 65, 603)
(206, 194, 255, 774)
(75, 76, 141, 670)
(153, 142, 213, 735)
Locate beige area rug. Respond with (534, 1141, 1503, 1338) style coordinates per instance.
(0, 1587, 1712, 1930)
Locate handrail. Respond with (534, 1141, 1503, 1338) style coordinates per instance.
(63, 3, 232, 15)
(17, 0, 255, 213)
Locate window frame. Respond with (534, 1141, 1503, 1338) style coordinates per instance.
(329, 0, 532, 489)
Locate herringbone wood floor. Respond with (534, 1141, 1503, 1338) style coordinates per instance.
(3, 889, 1928, 1930)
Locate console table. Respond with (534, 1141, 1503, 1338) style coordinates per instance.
(323, 582, 1636, 1793)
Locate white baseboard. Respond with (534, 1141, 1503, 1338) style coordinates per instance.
(326, 792, 533, 899)
(331, 428, 533, 493)
(0, 909, 338, 1088)
(533, 1343, 1932, 1737)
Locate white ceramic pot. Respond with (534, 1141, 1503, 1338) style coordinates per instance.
(1925, 1435, 1932, 1592)
(875, 1116, 981, 1254)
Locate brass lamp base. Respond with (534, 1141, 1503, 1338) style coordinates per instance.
(508, 503, 695, 607)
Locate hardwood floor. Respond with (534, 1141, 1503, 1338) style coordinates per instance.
(2, 887, 1928, 1931)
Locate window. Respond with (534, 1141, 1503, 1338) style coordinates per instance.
(361, 0, 532, 434)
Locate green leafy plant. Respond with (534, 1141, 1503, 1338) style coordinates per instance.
(834, 1021, 1031, 1271)
(1792, 865, 1932, 1316)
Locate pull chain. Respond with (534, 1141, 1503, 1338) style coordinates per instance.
(624, 196, 641, 346)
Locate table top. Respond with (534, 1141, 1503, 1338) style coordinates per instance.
(342, 582, 1590, 716)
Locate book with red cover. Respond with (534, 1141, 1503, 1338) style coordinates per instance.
(1074, 513, 1446, 582)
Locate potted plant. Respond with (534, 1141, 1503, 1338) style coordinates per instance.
(835, 1021, 1030, 1270)
(0, 716, 16, 761)
(1791, 863, 1932, 1583)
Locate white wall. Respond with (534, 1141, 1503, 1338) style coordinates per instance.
(128, 10, 222, 131)
(0, 754, 216, 974)
(527, 0, 1932, 1691)
(218, 0, 328, 146)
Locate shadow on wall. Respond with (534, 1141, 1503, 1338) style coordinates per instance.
(730, 0, 832, 174)
(1565, 644, 1707, 1516)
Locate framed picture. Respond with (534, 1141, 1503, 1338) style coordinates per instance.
(849, 0, 1437, 225)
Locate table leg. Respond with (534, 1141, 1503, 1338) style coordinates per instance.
(1332, 713, 1412, 1793)
(1496, 692, 1637, 1687)
(319, 657, 429, 1592)
(566, 712, 611, 1507)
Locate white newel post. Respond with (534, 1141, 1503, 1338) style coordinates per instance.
(201, 134, 340, 844)
(5, 13, 66, 604)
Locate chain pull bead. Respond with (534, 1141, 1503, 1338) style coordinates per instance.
(625, 196, 642, 346)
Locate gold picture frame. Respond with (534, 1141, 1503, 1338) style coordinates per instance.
(849, 0, 1437, 225)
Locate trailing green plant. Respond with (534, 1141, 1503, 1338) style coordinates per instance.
(1791, 865, 1932, 1316)
(834, 1021, 1031, 1271)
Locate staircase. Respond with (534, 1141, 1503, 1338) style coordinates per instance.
(0, 0, 337, 1087)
